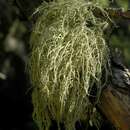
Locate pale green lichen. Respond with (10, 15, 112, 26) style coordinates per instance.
(28, 0, 110, 130)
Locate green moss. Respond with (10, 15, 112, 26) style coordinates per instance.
(28, 0, 110, 130)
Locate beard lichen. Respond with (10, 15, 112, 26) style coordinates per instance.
(28, 0, 110, 130)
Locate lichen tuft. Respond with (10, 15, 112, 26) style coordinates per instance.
(28, 0, 110, 129)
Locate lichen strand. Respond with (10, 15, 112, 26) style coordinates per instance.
(29, 0, 110, 130)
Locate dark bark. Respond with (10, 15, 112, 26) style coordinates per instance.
(99, 51, 130, 130)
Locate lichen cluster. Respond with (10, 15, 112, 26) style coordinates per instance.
(28, 0, 110, 130)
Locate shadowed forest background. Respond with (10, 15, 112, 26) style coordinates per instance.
(0, 0, 130, 130)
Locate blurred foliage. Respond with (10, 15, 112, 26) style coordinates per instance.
(109, 0, 130, 66)
(117, 0, 129, 11)
(110, 25, 130, 66)
(97, 0, 129, 10)
(98, 0, 130, 66)
(96, 0, 109, 7)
